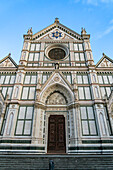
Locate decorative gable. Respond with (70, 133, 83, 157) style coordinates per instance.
(0, 54, 17, 68)
(35, 27, 79, 41)
(28, 18, 82, 41)
(36, 71, 74, 104)
(96, 53, 113, 68)
(41, 71, 73, 92)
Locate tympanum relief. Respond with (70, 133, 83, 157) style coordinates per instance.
(46, 92, 67, 105)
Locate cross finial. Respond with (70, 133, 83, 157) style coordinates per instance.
(102, 53, 105, 57)
(54, 18, 59, 23)
(8, 53, 11, 57)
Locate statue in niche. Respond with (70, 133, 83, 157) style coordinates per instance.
(55, 63, 59, 69)
(38, 77, 41, 84)
(73, 78, 76, 84)
(74, 90, 78, 100)
(37, 78, 41, 89)
(36, 92, 40, 101)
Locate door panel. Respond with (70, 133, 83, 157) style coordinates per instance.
(48, 115, 66, 153)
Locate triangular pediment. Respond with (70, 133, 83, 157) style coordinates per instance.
(32, 20, 82, 41)
(39, 70, 74, 104)
(96, 54, 113, 68)
(0, 54, 17, 68)
(41, 71, 73, 92)
(34, 27, 80, 41)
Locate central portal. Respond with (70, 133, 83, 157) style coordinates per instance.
(48, 115, 66, 153)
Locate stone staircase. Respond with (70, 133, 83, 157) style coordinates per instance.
(0, 154, 113, 170)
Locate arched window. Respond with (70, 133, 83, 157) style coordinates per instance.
(14, 86, 19, 98)
(18, 75, 21, 83)
(93, 74, 96, 83)
(95, 87, 99, 98)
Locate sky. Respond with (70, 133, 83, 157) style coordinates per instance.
(0, 0, 113, 64)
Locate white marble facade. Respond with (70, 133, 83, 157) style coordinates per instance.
(0, 18, 113, 154)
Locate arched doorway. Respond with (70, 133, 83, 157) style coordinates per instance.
(40, 83, 75, 153)
(46, 91, 67, 153)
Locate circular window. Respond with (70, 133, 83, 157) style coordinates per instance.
(45, 44, 69, 61)
(48, 48, 66, 60)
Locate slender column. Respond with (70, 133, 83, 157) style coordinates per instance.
(75, 105, 82, 144)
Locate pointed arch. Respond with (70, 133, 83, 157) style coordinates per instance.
(40, 83, 74, 105)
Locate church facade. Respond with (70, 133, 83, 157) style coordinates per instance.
(0, 18, 113, 154)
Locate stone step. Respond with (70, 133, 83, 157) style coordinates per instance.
(0, 154, 113, 170)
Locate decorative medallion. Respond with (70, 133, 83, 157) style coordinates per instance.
(49, 29, 64, 40)
(53, 76, 60, 82)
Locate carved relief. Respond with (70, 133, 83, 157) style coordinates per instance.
(46, 92, 67, 105)
(53, 76, 60, 82)
(99, 58, 113, 68)
(0, 59, 14, 67)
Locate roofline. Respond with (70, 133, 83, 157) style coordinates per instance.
(96, 53, 113, 67)
(31, 21, 82, 40)
(0, 53, 18, 68)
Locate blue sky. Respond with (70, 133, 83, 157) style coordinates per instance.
(0, 0, 113, 64)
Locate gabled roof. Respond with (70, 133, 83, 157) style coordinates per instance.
(26, 18, 82, 41)
(0, 53, 18, 68)
(96, 53, 113, 68)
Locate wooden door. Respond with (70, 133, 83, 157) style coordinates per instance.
(48, 115, 66, 153)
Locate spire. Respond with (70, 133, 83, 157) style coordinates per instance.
(54, 18, 59, 23)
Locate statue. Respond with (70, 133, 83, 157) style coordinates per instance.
(55, 63, 59, 69)
(27, 27, 33, 35)
(81, 27, 87, 35)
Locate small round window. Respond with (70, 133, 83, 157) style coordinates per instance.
(48, 48, 66, 60)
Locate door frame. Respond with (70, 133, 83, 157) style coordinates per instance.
(45, 111, 68, 154)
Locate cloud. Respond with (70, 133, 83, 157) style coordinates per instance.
(101, 0, 113, 3)
(74, 0, 113, 5)
(85, 0, 98, 5)
(110, 19, 113, 24)
(97, 25, 113, 39)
